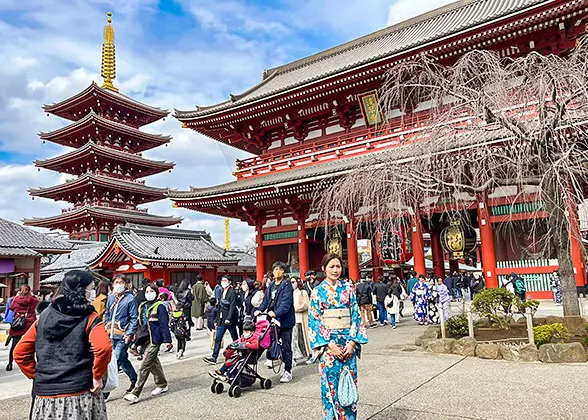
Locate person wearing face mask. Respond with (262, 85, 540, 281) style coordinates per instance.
(203, 277, 239, 365)
(14, 270, 112, 419)
(104, 274, 139, 395)
(256, 261, 296, 384)
(124, 284, 172, 403)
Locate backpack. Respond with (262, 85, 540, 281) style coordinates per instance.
(515, 278, 526, 294)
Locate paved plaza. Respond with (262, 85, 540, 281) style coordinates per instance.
(1, 301, 587, 419)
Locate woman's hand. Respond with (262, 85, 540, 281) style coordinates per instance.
(90, 378, 103, 394)
(342, 342, 356, 360)
(328, 341, 345, 361)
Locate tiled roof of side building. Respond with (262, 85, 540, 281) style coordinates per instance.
(41, 242, 107, 275)
(0, 218, 74, 251)
(175, 0, 547, 119)
(0, 247, 41, 257)
(88, 223, 241, 264)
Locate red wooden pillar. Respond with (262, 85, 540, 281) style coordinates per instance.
(298, 222, 309, 280)
(430, 229, 445, 279)
(256, 226, 265, 282)
(411, 215, 426, 277)
(33, 257, 40, 292)
(568, 203, 586, 287)
(477, 196, 498, 288)
(346, 222, 360, 282)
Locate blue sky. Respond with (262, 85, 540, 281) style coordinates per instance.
(0, 0, 453, 246)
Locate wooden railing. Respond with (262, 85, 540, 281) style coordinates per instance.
(233, 112, 469, 179)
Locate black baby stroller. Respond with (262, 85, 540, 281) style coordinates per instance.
(210, 317, 273, 398)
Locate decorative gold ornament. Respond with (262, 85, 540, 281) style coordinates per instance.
(441, 219, 476, 260)
(101, 12, 118, 92)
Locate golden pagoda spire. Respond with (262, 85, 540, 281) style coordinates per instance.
(101, 12, 118, 92)
(224, 217, 230, 250)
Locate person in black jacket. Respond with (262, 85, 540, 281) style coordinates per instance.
(203, 277, 239, 365)
(256, 261, 295, 384)
(373, 278, 388, 326)
(176, 279, 194, 333)
(124, 283, 173, 403)
(356, 277, 374, 328)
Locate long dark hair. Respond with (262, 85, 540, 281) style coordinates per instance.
(96, 280, 110, 297)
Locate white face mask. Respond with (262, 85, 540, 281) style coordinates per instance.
(113, 284, 125, 294)
(243, 332, 253, 339)
(221, 281, 230, 289)
(87, 289, 96, 303)
(145, 291, 157, 301)
(241, 283, 248, 292)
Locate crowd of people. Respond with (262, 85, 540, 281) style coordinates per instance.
(2, 262, 566, 420)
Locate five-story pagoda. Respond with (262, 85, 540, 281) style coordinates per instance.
(25, 12, 181, 241)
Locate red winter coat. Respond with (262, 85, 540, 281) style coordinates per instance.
(9, 295, 39, 337)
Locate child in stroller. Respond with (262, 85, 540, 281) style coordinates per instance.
(208, 317, 272, 398)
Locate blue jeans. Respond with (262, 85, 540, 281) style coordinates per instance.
(377, 302, 386, 325)
(113, 338, 137, 384)
(453, 288, 461, 299)
(211, 324, 239, 360)
(389, 313, 396, 326)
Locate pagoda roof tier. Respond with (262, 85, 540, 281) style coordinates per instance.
(24, 206, 182, 230)
(88, 223, 240, 267)
(29, 173, 171, 204)
(39, 111, 171, 153)
(44, 82, 168, 126)
(35, 141, 174, 177)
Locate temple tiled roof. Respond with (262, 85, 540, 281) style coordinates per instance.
(175, 0, 547, 119)
(35, 141, 175, 174)
(44, 82, 168, 123)
(29, 173, 171, 201)
(41, 242, 106, 275)
(88, 223, 241, 265)
(0, 247, 41, 257)
(0, 218, 73, 254)
(41, 269, 109, 285)
(24, 206, 182, 228)
(39, 111, 172, 150)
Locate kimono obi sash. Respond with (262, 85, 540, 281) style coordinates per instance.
(415, 288, 426, 296)
(323, 308, 351, 330)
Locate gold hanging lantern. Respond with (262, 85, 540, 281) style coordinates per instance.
(441, 219, 476, 260)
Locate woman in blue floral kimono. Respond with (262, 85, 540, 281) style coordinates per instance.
(308, 253, 369, 420)
(411, 274, 430, 325)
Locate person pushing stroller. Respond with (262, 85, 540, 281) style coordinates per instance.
(208, 318, 269, 381)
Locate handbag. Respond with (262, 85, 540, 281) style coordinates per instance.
(266, 326, 282, 361)
(102, 354, 120, 393)
(338, 366, 359, 407)
(10, 308, 28, 332)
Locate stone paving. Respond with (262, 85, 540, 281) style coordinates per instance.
(1, 301, 588, 419)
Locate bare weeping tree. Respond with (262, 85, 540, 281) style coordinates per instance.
(314, 47, 588, 331)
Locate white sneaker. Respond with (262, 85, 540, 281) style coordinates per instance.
(151, 386, 168, 396)
(292, 359, 297, 367)
(123, 393, 139, 404)
(280, 371, 292, 383)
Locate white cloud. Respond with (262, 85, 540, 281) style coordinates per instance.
(386, 0, 456, 26)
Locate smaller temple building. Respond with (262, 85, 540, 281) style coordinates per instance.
(87, 223, 255, 288)
(0, 218, 73, 298)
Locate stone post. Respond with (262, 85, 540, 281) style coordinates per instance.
(526, 307, 535, 346)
